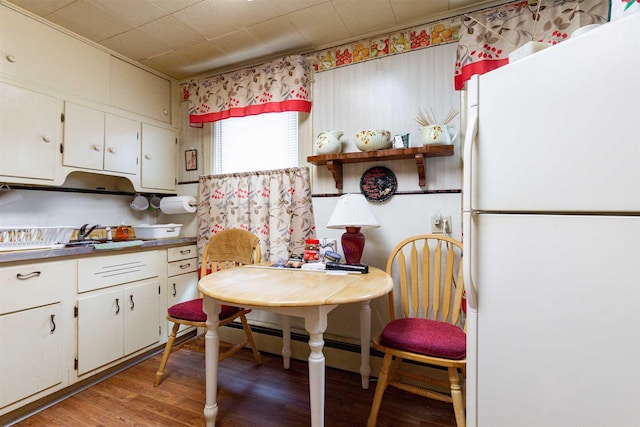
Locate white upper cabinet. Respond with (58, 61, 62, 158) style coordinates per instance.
(0, 4, 110, 104)
(63, 102, 104, 171)
(140, 123, 176, 191)
(104, 114, 140, 175)
(0, 82, 58, 181)
(110, 57, 172, 124)
(1, 3, 176, 191)
(63, 102, 140, 176)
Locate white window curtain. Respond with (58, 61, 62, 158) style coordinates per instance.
(197, 167, 315, 263)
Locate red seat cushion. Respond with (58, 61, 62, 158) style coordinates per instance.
(167, 298, 242, 322)
(380, 318, 466, 360)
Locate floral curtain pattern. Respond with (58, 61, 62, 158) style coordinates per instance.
(187, 55, 312, 124)
(454, 0, 609, 90)
(197, 167, 316, 263)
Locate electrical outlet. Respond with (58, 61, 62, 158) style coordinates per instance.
(431, 214, 452, 234)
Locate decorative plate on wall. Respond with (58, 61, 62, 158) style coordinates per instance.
(360, 166, 397, 203)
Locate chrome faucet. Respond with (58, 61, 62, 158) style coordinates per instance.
(78, 223, 100, 241)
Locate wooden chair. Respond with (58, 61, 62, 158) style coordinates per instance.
(368, 234, 466, 427)
(154, 228, 263, 387)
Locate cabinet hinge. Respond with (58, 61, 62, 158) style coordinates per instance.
(158, 285, 161, 295)
(60, 113, 65, 123)
(74, 306, 78, 318)
(159, 325, 162, 336)
(74, 358, 78, 370)
(60, 144, 64, 154)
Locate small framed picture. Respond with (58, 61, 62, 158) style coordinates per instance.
(185, 149, 197, 171)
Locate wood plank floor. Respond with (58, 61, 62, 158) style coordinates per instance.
(13, 338, 456, 427)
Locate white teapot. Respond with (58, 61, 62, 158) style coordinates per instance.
(315, 130, 343, 154)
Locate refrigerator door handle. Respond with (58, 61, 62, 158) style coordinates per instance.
(463, 76, 479, 213)
(463, 211, 478, 310)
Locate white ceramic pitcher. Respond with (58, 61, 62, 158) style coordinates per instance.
(315, 130, 343, 154)
(419, 124, 458, 145)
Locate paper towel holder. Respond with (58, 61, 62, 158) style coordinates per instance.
(159, 196, 197, 215)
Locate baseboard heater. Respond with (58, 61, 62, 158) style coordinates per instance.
(225, 322, 385, 357)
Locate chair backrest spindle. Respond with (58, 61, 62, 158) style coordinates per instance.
(386, 234, 465, 328)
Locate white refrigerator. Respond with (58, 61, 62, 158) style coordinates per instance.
(462, 13, 640, 427)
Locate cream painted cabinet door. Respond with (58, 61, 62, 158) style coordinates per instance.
(76, 287, 123, 375)
(123, 278, 160, 355)
(167, 272, 199, 335)
(63, 102, 104, 171)
(104, 114, 139, 175)
(0, 4, 110, 104)
(0, 303, 63, 408)
(141, 123, 176, 191)
(0, 82, 58, 180)
(77, 278, 159, 375)
(110, 57, 172, 123)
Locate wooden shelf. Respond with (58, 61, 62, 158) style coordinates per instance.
(307, 145, 454, 189)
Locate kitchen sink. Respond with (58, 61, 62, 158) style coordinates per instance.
(65, 240, 105, 247)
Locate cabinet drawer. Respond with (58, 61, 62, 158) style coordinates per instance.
(167, 245, 197, 262)
(0, 260, 75, 315)
(168, 258, 197, 277)
(78, 251, 159, 293)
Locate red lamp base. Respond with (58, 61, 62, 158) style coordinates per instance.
(341, 226, 365, 264)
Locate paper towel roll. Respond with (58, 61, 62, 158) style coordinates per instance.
(159, 196, 197, 214)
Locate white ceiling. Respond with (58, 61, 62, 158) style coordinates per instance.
(7, 0, 506, 81)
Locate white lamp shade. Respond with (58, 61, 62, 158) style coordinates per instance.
(326, 193, 380, 229)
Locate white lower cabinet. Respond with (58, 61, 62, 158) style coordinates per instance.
(166, 245, 199, 336)
(76, 278, 159, 375)
(0, 304, 63, 409)
(0, 246, 196, 418)
(76, 251, 160, 376)
(0, 260, 74, 410)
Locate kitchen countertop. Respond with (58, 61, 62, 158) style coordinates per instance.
(0, 237, 197, 264)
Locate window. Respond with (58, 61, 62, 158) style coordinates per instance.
(214, 111, 298, 174)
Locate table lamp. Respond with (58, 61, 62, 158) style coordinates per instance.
(326, 193, 380, 264)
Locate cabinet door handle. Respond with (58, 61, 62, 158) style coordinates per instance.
(107, 147, 116, 154)
(179, 262, 191, 270)
(172, 283, 177, 297)
(16, 271, 41, 280)
(144, 154, 152, 160)
(42, 136, 52, 143)
(50, 314, 56, 333)
(163, 109, 169, 116)
(129, 294, 135, 310)
(6, 54, 16, 63)
(115, 298, 120, 314)
(91, 144, 102, 152)
(179, 249, 192, 255)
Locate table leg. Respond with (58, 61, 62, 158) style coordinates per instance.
(360, 300, 371, 389)
(304, 307, 328, 427)
(202, 297, 221, 427)
(282, 314, 291, 369)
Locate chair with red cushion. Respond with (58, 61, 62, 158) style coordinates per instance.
(154, 228, 263, 387)
(368, 234, 466, 427)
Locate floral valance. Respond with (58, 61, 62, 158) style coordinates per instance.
(187, 55, 312, 124)
(454, 0, 609, 90)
